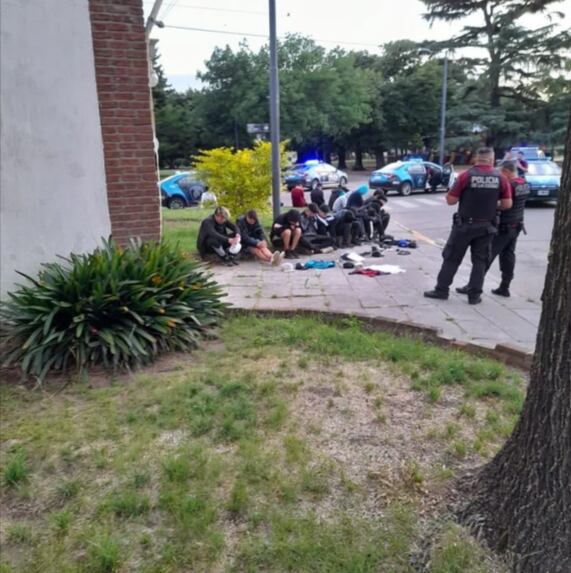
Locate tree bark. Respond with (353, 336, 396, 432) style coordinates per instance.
(459, 112, 571, 572)
(353, 141, 365, 171)
(337, 146, 347, 170)
(374, 146, 385, 169)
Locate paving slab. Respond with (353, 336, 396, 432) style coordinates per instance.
(211, 245, 539, 355)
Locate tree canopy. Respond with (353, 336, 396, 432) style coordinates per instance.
(152, 11, 570, 167)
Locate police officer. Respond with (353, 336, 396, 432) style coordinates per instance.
(456, 160, 529, 298)
(424, 147, 512, 305)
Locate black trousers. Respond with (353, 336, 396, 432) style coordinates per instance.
(436, 223, 496, 296)
(205, 236, 230, 259)
(489, 227, 520, 286)
(300, 233, 335, 250)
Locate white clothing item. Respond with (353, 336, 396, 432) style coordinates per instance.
(345, 252, 364, 263)
(332, 194, 348, 213)
(365, 264, 405, 274)
(229, 241, 242, 255)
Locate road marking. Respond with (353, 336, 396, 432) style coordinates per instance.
(416, 197, 443, 206)
(394, 200, 417, 209)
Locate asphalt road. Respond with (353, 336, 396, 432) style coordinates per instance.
(282, 171, 556, 302)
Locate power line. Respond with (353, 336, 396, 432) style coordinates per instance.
(162, 24, 381, 49)
(144, 1, 265, 15)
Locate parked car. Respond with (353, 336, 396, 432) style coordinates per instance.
(160, 171, 206, 209)
(284, 160, 348, 191)
(510, 146, 546, 160)
(369, 160, 455, 196)
(524, 160, 561, 202)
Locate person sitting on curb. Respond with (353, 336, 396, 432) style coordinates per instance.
(365, 189, 390, 238)
(299, 203, 336, 253)
(291, 183, 306, 208)
(310, 183, 325, 208)
(237, 209, 282, 266)
(329, 183, 349, 210)
(271, 209, 302, 259)
(196, 206, 241, 266)
(318, 204, 359, 248)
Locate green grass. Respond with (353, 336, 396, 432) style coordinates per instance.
(0, 315, 517, 572)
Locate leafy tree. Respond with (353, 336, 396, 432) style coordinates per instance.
(193, 141, 287, 216)
(421, 0, 571, 122)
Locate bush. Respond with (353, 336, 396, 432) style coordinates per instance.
(193, 140, 288, 216)
(0, 240, 226, 380)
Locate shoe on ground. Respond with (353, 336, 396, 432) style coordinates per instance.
(222, 257, 234, 267)
(456, 285, 470, 295)
(468, 295, 482, 305)
(278, 251, 286, 265)
(230, 257, 239, 266)
(285, 251, 296, 260)
(270, 251, 281, 266)
(492, 287, 510, 297)
(424, 289, 449, 300)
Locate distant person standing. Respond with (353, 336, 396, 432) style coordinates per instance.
(424, 147, 512, 305)
(291, 183, 306, 208)
(456, 160, 530, 298)
(515, 151, 529, 178)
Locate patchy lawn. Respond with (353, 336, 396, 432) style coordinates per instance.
(0, 315, 523, 572)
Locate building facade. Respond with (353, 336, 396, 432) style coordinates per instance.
(0, 0, 160, 296)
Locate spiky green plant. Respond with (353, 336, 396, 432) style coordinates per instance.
(0, 240, 226, 379)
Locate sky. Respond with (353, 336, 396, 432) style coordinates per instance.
(144, 0, 571, 92)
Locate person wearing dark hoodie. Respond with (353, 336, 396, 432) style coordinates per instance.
(318, 204, 359, 248)
(237, 209, 282, 266)
(364, 190, 391, 238)
(196, 206, 241, 265)
(299, 203, 336, 252)
(271, 209, 302, 259)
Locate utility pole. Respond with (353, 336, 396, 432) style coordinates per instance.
(268, 0, 281, 220)
(439, 54, 448, 166)
(145, 0, 165, 40)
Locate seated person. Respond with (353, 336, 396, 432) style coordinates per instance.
(237, 209, 282, 266)
(364, 189, 390, 238)
(196, 206, 241, 265)
(332, 190, 348, 212)
(346, 185, 369, 209)
(318, 205, 360, 248)
(329, 184, 349, 210)
(271, 209, 302, 259)
(291, 183, 306, 208)
(299, 203, 335, 252)
(310, 184, 325, 208)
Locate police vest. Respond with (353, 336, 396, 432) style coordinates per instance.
(458, 167, 502, 222)
(500, 179, 530, 225)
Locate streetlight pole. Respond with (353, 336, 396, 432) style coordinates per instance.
(438, 54, 448, 166)
(269, 0, 281, 220)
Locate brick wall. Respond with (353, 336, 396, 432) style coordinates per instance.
(89, 0, 161, 243)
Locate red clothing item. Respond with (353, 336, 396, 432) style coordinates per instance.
(449, 164, 512, 200)
(291, 185, 306, 207)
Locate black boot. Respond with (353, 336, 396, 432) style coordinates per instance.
(424, 289, 449, 300)
(456, 285, 470, 295)
(468, 295, 482, 305)
(492, 285, 510, 297)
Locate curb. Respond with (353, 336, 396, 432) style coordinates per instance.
(226, 306, 534, 371)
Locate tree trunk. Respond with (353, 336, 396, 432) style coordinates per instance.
(374, 146, 385, 169)
(459, 113, 571, 572)
(337, 146, 347, 169)
(353, 142, 364, 171)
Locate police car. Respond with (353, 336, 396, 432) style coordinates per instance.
(524, 160, 561, 202)
(369, 159, 455, 196)
(160, 171, 206, 209)
(284, 160, 348, 191)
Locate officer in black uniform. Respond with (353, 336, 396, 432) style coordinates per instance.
(424, 147, 513, 304)
(456, 160, 529, 298)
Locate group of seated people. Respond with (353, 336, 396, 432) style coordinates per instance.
(196, 185, 391, 265)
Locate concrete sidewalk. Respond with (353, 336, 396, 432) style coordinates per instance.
(211, 232, 540, 356)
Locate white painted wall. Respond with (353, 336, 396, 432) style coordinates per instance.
(0, 0, 111, 297)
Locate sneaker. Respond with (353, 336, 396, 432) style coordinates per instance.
(320, 246, 335, 254)
(424, 289, 449, 300)
(285, 251, 296, 260)
(230, 257, 239, 266)
(468, 295, 482, 305)
(278, 251, 286, 265)
(492, 287, 510, 297)
(456, 285, 470, 295)
(270, 251, 281, 266)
